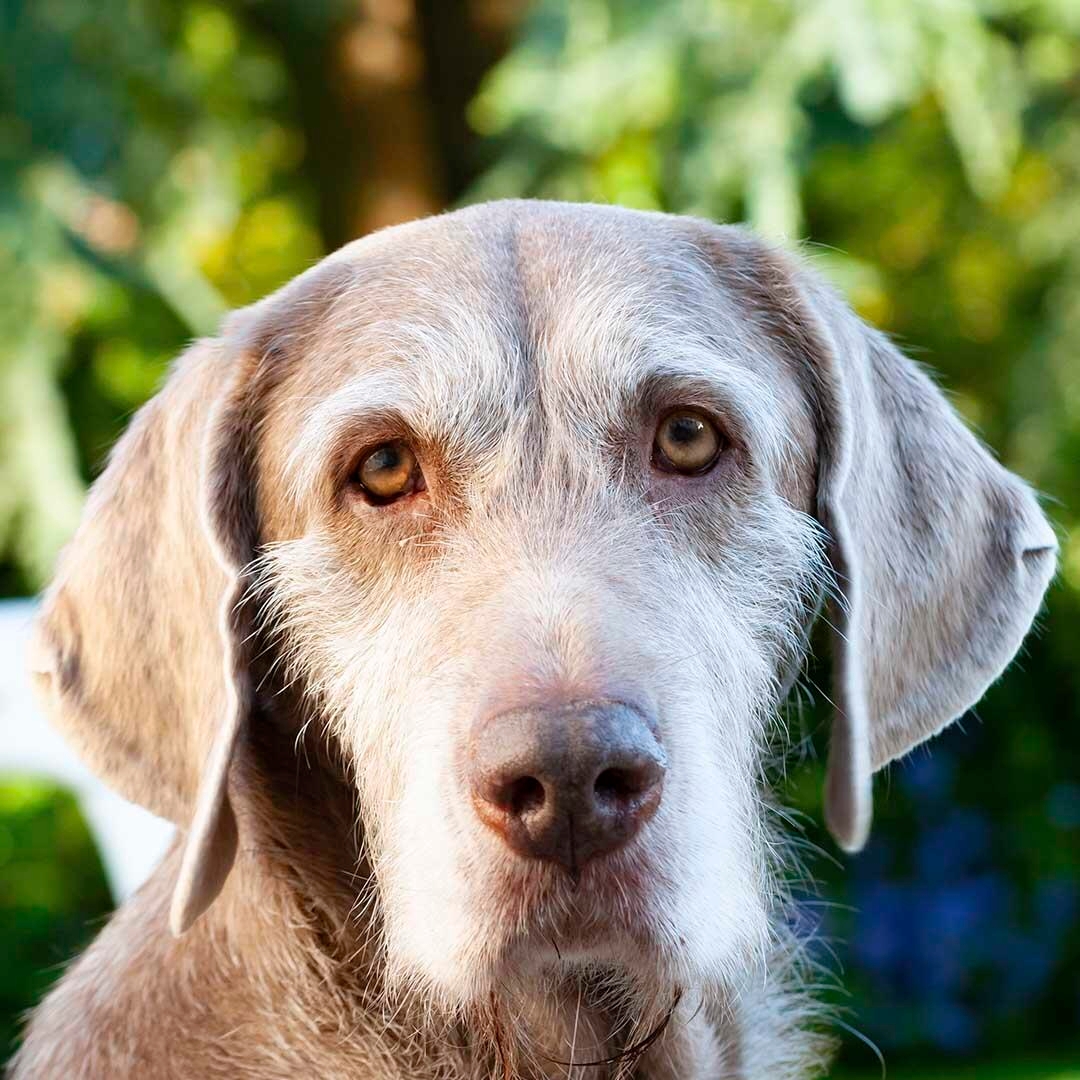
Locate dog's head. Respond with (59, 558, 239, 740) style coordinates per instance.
(30, 202, 1055, 1011)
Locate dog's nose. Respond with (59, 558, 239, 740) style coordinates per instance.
(468, 702, 666, 875)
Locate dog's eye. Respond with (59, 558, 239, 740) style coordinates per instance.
(653, 410, 723, 474)
(353, 442, 422, 503)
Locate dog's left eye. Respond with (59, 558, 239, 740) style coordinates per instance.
(352, 442, 423, 503)
(653, 410, 723, 474)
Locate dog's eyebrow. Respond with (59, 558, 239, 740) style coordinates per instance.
(284, 369, 421, 505)
(632, 341, 801, 481)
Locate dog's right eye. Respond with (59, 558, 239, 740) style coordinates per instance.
(652, 409, 723, 475)
(351, 442, 423, 504)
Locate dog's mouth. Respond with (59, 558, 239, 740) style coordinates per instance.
(486, 854, 682, 978)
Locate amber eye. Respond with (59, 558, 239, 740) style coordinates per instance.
(353, 442, 421, 503)
(653, 410, 723, 474)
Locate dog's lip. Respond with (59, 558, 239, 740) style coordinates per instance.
(494, 857, 660, 947)
(495, 845, 656, 904)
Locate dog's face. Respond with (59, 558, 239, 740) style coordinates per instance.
(253, 211, 824, 1001)
(31, 202, 1055, 1020)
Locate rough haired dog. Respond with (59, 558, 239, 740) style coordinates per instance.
(13, 201, 1056, 1078)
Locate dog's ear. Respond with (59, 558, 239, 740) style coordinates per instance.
(29, 334, 265, 935)
(808, 289, 1055, 851)
(797, 258, 1057, 851)
(703, 228, 1057, 852)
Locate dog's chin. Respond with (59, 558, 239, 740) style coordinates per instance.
(388, 940, 684, 1029)
(499, 922, 687, 1000)
(384, 860, 699, 1013)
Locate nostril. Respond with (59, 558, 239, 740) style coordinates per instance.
(593, 761, 663, 803)
(498, 775, 545, 816)
(594, 767, 639, 800)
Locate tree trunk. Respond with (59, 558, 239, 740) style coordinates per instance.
(232, 0, 522, 250)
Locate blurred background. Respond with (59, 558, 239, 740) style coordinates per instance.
(1, 0, 1078, 1075)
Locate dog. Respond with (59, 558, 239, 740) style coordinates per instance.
(12, 201, 1056, 1079)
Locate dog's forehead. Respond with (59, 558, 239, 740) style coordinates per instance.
(296, 201, 720, 395)
(254, 203, 816, 513)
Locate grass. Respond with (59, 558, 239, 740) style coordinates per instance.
(838, 1059, 1080, 1080)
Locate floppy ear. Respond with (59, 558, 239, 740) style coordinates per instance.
(29, 336, 264, 934)
(789, 260, 1057, 851)
(700, 225, 1057, 852)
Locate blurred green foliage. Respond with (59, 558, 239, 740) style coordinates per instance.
(0, 0, 323, 592)
(2, 0, 1078, 1072)
(0, 779, 112, 1057)
(840, 1064, 1080, 1080)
